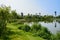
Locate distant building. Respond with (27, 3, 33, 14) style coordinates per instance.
(54, 11, 57, 16)
(39, 13, 41, 17)
(21, 12, 23, 17)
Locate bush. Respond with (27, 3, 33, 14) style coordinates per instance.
(18, 24, 31, 32)
(30, 24, 51, 40)
(37, 30, 51, 40)
(50, 33, 60, 40)
(42, 27, 51, 34)
(31, 23, 41, 33)
(56, 33, 60, 40)
(18, 24, 52, 40)
(0, 28, 14, 40)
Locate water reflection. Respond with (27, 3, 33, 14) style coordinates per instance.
(39, 21, 60, 34)
(56, 20, 60, 24)
(55, 23, 57, 27)
(24, 20, 60, 34)
(55, 20, 57, 27)
(55, 19, 60, 28)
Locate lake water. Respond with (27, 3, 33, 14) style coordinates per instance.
(39, 21, 60, 34)
(24, 21, 60, 34)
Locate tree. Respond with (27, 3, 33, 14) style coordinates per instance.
(0, 5, 10, 39)
(11, 10, 18, 19)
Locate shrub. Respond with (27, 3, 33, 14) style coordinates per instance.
(18, 24, 31, 32)
(31, 24, 51, 40)
(31, 23, 41, 33)
(23, 25, 31, 32)
(37, 30, 51, 40)
(50, 33, 60, 40)
(42, 27, 51, 34)
(55, 33, 60, 40)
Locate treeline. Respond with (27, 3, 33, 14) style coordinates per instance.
(23, 15, 54, 22)
(0, 5, 59, 23)
(56, 15, 60, 18)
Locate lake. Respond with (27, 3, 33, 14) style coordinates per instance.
(24, 20, 60, 34)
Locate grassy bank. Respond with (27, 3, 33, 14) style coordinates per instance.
(0, 22, 60, 40)
(6, 23, 45, 40)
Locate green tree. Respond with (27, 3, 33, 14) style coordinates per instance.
(0, 5, 11, 40)
(11, 10, 18, 19)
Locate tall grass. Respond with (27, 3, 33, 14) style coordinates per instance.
(18, 23, 52, 40)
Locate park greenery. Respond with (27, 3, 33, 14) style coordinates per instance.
(0, 5, 60, 40)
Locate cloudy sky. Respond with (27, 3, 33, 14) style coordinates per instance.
(0, 0, 60, 15)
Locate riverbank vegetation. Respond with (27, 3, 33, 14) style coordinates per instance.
(0, 5, 60, 40)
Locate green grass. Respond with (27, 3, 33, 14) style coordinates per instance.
(6, 23, 45, 40)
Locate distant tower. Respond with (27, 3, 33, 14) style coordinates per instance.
(54, 11, 57, 17)
(21, 12, 23, 17)
(55, 23, 57, 27)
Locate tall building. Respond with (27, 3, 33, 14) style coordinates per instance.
(21, 12, 23, 17)
(54, 11, 57, 16)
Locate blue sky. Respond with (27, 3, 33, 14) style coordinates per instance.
(0, 0, 60, 15)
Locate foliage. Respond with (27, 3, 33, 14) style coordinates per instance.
(51, 33, 60, 40)
(11, 10, 18, 19)
(31, 23, 41, 33)
(56, 15, 60, 18)
(18, 24, 31, 32)
(36, 27, 51, 40)
(0, 5, 11, 40)
(30, 24, 51, 40)
(18, 23, 52, 40)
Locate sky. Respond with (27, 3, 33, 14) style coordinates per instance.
(0, 0, 60, 15)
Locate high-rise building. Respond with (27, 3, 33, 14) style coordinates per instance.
(55, 11, 57, 16)
(21, 12, 23, 17)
